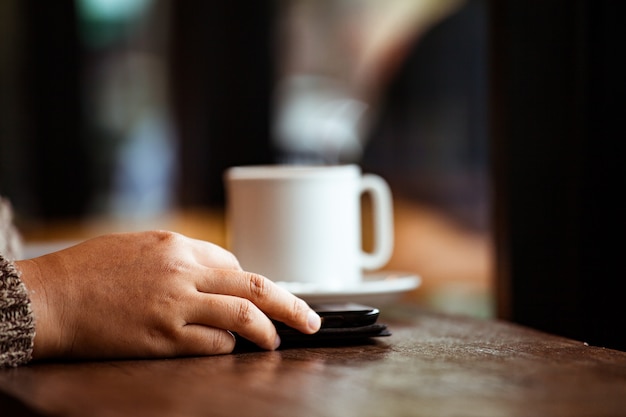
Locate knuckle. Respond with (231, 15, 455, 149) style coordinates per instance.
(208, 330, 236, 354)
(247, 273, 271, 300)
(151, 230, 184, 248)
(234, 299, 255, 327)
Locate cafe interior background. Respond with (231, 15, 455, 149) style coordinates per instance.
(1, 1, 624, 349)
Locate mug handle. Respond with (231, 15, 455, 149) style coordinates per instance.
(360, 174, 394, 270)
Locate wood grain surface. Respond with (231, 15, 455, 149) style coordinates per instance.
(1, 305, 625, 417)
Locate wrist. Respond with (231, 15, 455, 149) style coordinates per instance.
(15, 258, 63, 359)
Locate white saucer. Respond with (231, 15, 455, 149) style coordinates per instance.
(275, 272, 421, 305)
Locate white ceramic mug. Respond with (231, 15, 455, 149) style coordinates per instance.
(224, 164, 394, 288)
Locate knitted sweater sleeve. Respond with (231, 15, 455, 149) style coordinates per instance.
(0, 255, 35, 367)
(0, 197, 35, 367)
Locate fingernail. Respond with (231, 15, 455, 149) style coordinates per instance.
(307, 310, 322, 332)
(273, 334, 281, 350)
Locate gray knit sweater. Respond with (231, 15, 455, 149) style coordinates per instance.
(0, 198, 35, 367)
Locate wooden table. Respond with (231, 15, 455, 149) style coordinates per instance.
(1, 304, 625, 417)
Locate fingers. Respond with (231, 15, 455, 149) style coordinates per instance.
(195, 269, 322, 336)
(186, 294, 280, 351)
(176, 325, 237, 356)
(184, 236, 321, 344)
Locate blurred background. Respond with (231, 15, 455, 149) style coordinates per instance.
(1, 1, 623, 348)
(0, 0, 492, 319)
(0, 0, 489, 220)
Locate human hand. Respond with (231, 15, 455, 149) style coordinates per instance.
(16, 231, 321, 360)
